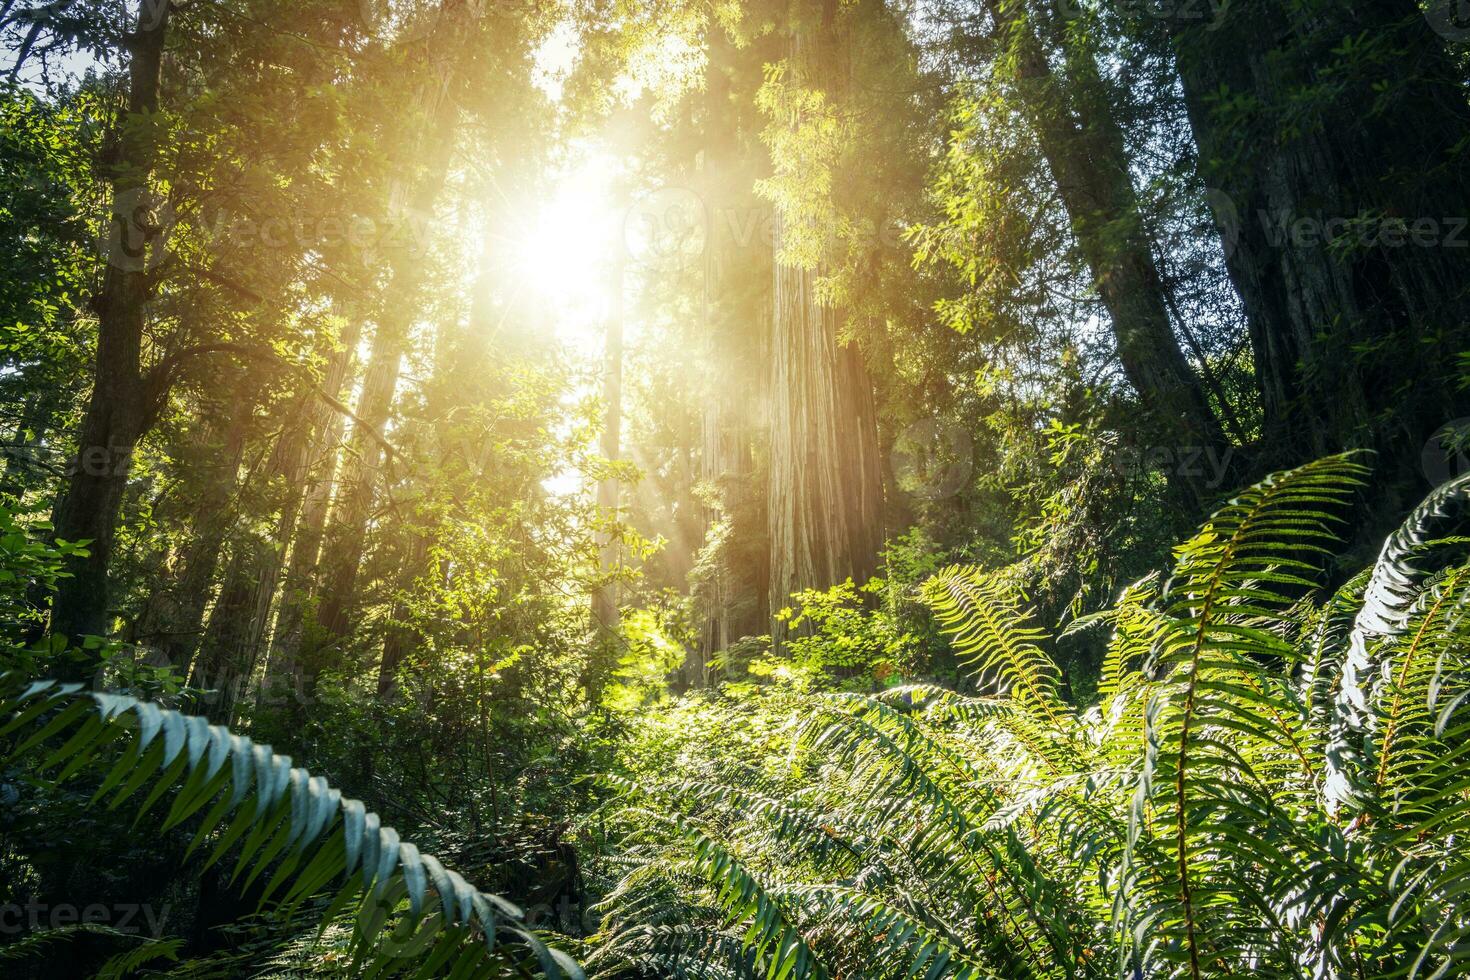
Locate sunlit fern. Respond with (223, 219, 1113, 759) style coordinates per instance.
(590, 458, 1470, 980)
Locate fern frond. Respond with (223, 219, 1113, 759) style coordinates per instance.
(922, 566, 1067, 726)
(666, 813, 828, 980)
(1136, 454, 1365, 979)
(782, 884, 993, 978)
(1339, 471, 1470, 733)
(0, 676, 581, 979)
(1328, 471, 1470, 812)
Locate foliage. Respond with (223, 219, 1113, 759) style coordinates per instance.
(0, 674, 583, 978)
(1, 0, 1467, 975)
(0, 504, 83, 660)
(589, 460, 1470, 979)
(772, 579, 921, 691)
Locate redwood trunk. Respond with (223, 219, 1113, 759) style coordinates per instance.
(767, 0, 886, 637)
(991, 0, 1234, 508)
(1167, 0, 1470, 507)
(48, 4, 171, 663)
(696, 20, 771, 673)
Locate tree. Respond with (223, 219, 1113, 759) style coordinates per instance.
(763, 0, 886, 638)
(694, 14, 773, 671)
(1162, 0, 1470, 517)
(46, 0, 172, 655)
(983, 0, 1237, 508)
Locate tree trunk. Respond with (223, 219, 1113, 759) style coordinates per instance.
(195, 540, 267, 725)
(766, 0, 886, 639)
(990, 0, 1235, 508)
(298, 85, 458, 693)
(592, 258, 625, 634)
(268, 313, 362, 661)
(1167, 0, 1470, 509)
(695, 19, 771, 676)
(377, 530, 428, 697)
(132, 405, 249, 674)
(48, 3, 171, 665)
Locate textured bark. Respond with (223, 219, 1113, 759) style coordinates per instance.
(768, 261, 885, 618)
(991, 0, 1234, 507)
(766, 0, 886, 639)
(48, 3, 171, 663)
(695, 21, 772, 674)
(1168, 0, 1470, 502)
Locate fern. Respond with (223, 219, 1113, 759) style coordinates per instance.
(593, 458, 1470, 980)
(0, 675, 582, 979)
(1128, 454, 1364, 978)
(922, 567, 1065, 725)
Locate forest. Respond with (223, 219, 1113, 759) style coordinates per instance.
(1, 0, 1470, 976)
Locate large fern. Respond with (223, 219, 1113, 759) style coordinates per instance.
(591, 457, 1470, 980)
(1122, 454, 1366, 977)
(0, 674, 583, 978)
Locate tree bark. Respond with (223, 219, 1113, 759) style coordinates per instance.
(696, 19, 771, 675)
(592, 257, 625, 635)
(1166, 0, 1470, 507)
(989, 0, 1235, 508)
(131, 405, 248, 674)
(48, 2, 171, 664)
(767, 0, 886, 640)
(297, 82, 458, 693)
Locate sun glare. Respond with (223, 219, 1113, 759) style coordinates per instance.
(510, 155, 624, 355)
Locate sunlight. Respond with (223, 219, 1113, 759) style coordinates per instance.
(509, 154, 624, 355)
(8, 0, 1467, 975)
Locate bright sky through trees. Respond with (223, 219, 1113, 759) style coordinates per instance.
(510, 152, 625, 355)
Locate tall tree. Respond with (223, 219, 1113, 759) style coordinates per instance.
(300, 69, 460, 691)
(267, 305, 364, 671)
(695, 18, 770, 670)
(1163, 0, 1470, 513)
(593, 255, 626, 634)
(985, 0, 1236, 508)
(764, 0, 886, 635)
(46, 0, 172, 657)
(130, 398, 249, 673)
